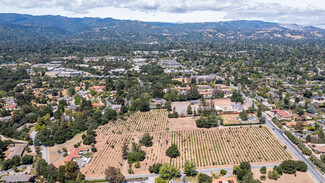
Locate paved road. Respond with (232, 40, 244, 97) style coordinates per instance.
(85, 163, 281, 181)
(264, 114, 325, 183)
(41, 146, 50, 164)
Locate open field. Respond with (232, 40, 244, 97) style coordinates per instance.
(169, 117, 197, 131)
(81, 109, 293, 178)
(211, 98, 233, 106)
(252, 167, 315, 183)
(221, 114, 240, 125)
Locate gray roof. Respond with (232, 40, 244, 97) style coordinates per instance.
(9, 144, 27, 159)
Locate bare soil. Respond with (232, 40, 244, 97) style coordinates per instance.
(169, 117, 197, 131)
(252, 168, 315, 183)
(221, 114, 240, 125)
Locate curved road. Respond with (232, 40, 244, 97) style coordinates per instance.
(264, 115, 325, 183)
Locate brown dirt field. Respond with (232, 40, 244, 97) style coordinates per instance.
(221, 114, 240, 125)
(211, 98, 233, 106)
(61, 89, 69, 97)
(49, 133, 85, 154)
(169, 117, 197, 131)
(81, 109, 293, 178)
(50, 153, 61, 163)
(252, 168, 315, 183)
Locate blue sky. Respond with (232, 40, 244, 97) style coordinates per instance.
(0, 0, 325, 28)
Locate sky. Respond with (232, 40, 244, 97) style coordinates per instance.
(0, 0, 325, 28)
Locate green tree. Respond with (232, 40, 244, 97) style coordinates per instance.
(105, 166, 126, 183)
(36, 159, 48, 177)
(260, 166, 266, 174)
(159, 163, 180, 180)
(198, 173, 212, 183)
(187, 105, 193, 114)
(65, 161, 80, 181)
(166, 144, 180, 158)
(56, 165, 66, 183)
(139, 133, 153, 147)
(280, 160, 297, 174)
(239, 111, 248, 121)
(296, 161, 307, 172)
(184, 161, 197, 176)
(21, 155, 33, 164)
(149, 163, 162, 174)
(268, 170, 281, 180)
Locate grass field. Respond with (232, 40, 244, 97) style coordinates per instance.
(81, 109, 293, 178)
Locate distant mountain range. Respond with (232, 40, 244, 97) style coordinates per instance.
(0, 13, 324, 43)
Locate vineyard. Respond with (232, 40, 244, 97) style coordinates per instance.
(81, 109, 293, 178)
(96, 109, 169, 136)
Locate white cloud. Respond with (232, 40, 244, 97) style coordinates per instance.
(1, 0, 325, 27)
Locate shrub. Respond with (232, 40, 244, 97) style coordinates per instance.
(296, 161, 307, 172)
(268, 170, 281, 180)
(149, 163, 162, 174)
(155, 177, 167, 183)
(220, 169, 227, 176)
(260, 166, 266, 174)
(139, 133, 153, 147)
(198, 173, 212, 183)
(280, 160, 297, 174)
(135, 162, 141, 168)
(310, 155, 325, 173)
(260, 175, 266, 181)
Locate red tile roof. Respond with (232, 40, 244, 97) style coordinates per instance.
(3, 104, 16, 108)
(212, 177, 238, 183)
(91, 86, 105, 90)
(286, 122, 297, 127)
(92, 103, 102, 107)
(64, 147, 89, 162)
(271, 109, 291, 118)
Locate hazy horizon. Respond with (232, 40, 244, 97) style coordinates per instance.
(0, 0, 325, 28)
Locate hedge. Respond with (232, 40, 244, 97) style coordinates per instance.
(309, 155, 325, 173)
(284, 131, 312, 156)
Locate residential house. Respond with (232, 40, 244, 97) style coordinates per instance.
(109, 68, 126, 74)
(198, 85, 213, 99)
(64, 147, 89, 163)
(262, 101, 273, 109)
(175, 86, 191, 95)
(3, 104, 17, 111)
(9, 144, 27, 159)
(285, 122, 297, 128)
(91, 86, 106, 92)
(270, 109, 291, 121)
(212, 177, 238, 183)
(232, 102, 245, 112)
